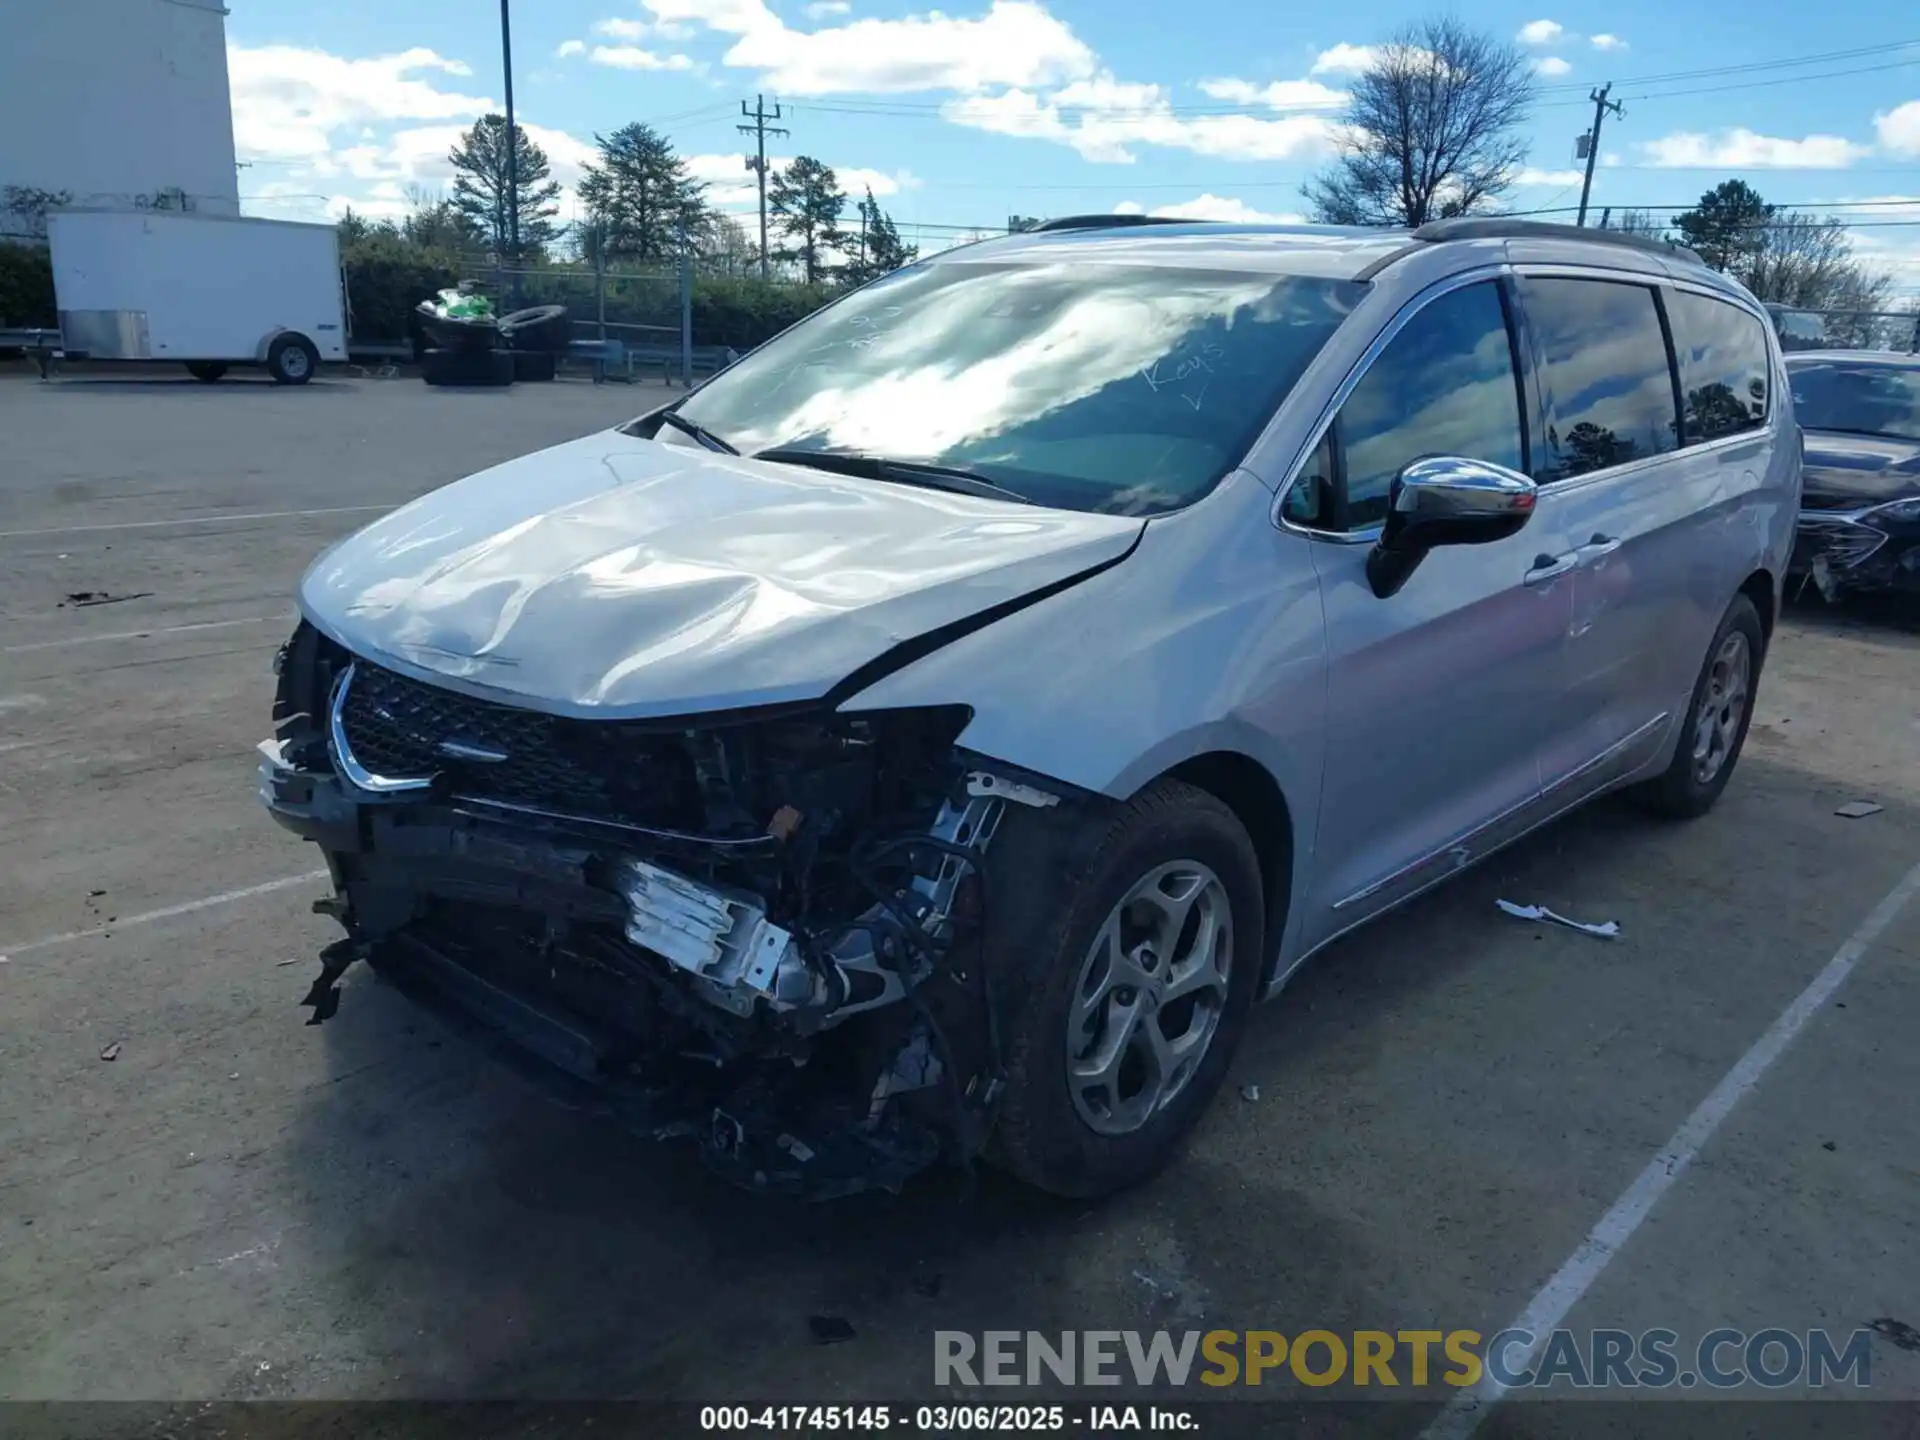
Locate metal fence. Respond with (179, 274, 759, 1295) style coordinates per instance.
(1764, 305, 1920, 354)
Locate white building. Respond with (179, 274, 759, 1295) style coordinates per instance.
(0, 0, 239, 236)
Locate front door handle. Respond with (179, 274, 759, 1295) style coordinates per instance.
(1577, 533, 1623, 561)
(1524, 552, 1577, 585)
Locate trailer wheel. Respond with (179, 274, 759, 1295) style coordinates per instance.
(266, 334, 319, 386)
(185, 361, 228, 383)
(421, 347, 514, 388)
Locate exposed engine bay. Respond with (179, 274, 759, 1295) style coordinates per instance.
(258, 621, 1068, 1198)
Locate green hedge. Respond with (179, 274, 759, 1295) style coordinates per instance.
(0, 233, 835, 352)
(342, 239, 836, 351)
(0, 242, 56, 328)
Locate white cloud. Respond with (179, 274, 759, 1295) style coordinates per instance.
(1877, 101, 1920, 156)
(1515, 167, 1584, 186)
(643, 0, 1094, 94)
(1198, 77, 1348, 111)
(1119, 193, 1306, 224)
(944, 85, 1342, 164)
(806, 0, 852, 14)
(555, 39, 587, 58)
(594, 17, 651, 39)
(590, 44, 695, 70)
(1590, 33, 1626, 50)
(228, 43, 492, 160)
(1534, 57, 1572, 77)
(1517, 19, 1566, 45)
(1310, 43, 1380, 75)
(1638, 128, 1871, 169)
(684, 152, 917, 211)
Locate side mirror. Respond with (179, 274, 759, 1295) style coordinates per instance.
(1365, 455, 1538, 599)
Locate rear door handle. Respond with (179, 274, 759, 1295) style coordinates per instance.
(1577, 533, 1623, 561)
(1524, 552, 1577, 585)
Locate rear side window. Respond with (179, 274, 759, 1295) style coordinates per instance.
(1332, 281, 1528, 528)
(1521, 278, 1680, 481)
(1666, 289, 1770, 442)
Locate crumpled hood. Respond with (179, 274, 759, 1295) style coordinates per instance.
(299, 429, 1144, 718)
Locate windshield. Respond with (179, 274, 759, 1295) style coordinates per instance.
(657, 260, 1364, 515)
(1788, 360, 1920, 443)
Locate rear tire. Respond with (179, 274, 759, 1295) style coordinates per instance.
(266, 333, 319, 386)
(421, 347, 514, 388)
(985, 779, 1264, 1197)
(185, 361, 227, 382)
(1630, 594, 1765, 819)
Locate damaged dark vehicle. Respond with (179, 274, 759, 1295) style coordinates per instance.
(1786, 350, 1920, 599)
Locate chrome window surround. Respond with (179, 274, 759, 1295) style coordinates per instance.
(1265, 261, 1783, 543)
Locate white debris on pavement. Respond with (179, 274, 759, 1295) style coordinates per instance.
(1497, 899, 1621, 940)
(1835, 800, 1884, 819)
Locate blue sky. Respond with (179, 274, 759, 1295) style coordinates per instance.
(230, 0, 1920, 288)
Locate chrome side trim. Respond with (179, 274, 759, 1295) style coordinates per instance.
(328, 662, 435, 795)
(1269, 712, 1676, 1000)
(1329, 711, 1672, 914)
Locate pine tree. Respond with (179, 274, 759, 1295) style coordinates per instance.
(447, 114, 562, 262)
(769, 156, 847, 285)
(578, 123, 709, 264)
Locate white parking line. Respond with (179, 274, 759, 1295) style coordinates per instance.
(2, 615, 288, 654)
(1421, 855, 1920, 1440)
(0, 870, 329, 963)
(0, 505, 389, 540)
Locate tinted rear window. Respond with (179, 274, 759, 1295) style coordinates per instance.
(1521, 277, 1680, 481)
(1788, 360, 1920, 443)
(1666, 290, 1771, 442)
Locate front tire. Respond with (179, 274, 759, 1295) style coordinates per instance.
(1631, 593, 1765, 819)
(986, 779, 1264, 1197)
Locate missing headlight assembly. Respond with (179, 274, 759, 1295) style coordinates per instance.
(258, 621, 1066, 1198)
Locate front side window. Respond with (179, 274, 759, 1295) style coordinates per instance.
(1321, 280, 1528, 530)
(1666, 289, 1770, 443)
(1788, 360, 1920, 443)
(1521, 277, 1681, 481)
(657, 260, 1364, 515)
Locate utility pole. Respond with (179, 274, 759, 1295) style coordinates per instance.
(499, 0, 520, 291)
(739, 94, 788, 280)
(1575, 83, 1623, 228)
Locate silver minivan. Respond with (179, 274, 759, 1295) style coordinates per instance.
(261, 217, 1797, 1199)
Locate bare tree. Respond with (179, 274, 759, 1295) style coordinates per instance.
(1745, 214, 1892, 314)
(1305, 17, 1535, 228)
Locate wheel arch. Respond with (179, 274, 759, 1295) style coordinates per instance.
(1737, 566, 1777, 651)
(1152, 750, 1296, 990)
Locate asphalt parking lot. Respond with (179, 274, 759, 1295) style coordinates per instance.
(1, 369, 1918, 1436)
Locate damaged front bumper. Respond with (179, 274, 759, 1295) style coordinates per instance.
(1789, 505, 1920, 600)
(258, 628, 1063, 1198)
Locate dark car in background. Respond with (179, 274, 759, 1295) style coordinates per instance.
(1785, 350, 1920, 599)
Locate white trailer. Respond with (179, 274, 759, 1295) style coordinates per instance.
(47, 210, 346, 384)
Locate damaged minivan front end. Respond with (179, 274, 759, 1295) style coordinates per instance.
(260, 617, 1075, 1197)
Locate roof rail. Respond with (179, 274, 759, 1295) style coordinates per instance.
(1411, 217, 1703, 264)
(1027, 214, 1199, 233)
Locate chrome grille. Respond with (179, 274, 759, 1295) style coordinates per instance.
(333, 661, 699, 824)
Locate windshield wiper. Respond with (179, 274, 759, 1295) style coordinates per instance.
(654, 408, 738, 454)
(751, 447, 1035, 505)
